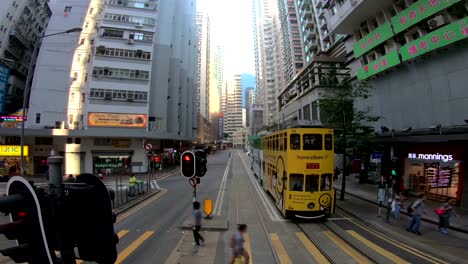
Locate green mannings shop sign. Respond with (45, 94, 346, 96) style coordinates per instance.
(401, 17, 468, 61)
(392, 0, 461, 34)
(353, 21, 394, 58)
(357, 50, 401, 80)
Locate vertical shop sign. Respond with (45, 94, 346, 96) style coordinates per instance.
(357, 50, 401, 80)
(0, 65, 11, 113)
(401, 17, 468, 61)
(391, 0, 461, 34)
(353, 21, 394, 57)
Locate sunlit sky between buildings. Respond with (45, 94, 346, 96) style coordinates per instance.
(197, 0, 255, 77)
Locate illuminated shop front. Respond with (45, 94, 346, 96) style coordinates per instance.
(403, 145, 464, 203)
(0, 145, 29, 175)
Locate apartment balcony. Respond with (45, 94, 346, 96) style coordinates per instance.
(9, 25, 31, 48)
(304, 18, 314, 29)
(328, 0, 393, 34)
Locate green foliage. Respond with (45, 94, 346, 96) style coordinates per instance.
(319, 79, 380, 157)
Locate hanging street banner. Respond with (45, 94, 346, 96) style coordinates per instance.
(357, 50, 401, 80)
(0, 65, 11, 113)
(353, 21, 394, 58)
(401, 17, 468, 61)
(392, 0, 461, 34)
(88, 112, 147, 128)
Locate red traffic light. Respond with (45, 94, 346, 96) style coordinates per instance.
(17, 212, 27, 217)
(180, 151, 195, 177)
(154, 156, 160, 163)
(184, 154, 192, 162)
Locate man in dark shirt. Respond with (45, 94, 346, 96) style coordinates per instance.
(192, 201, 205, 246)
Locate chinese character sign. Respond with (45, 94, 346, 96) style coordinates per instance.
(401, 17, 468, 61)
(357, 50, 401, 80)
(0, 65, 11, 114)
(353, 21, 394, 57)
(392, 0, 461, 34)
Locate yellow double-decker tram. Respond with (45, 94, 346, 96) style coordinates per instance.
(262, 126, 335, 219)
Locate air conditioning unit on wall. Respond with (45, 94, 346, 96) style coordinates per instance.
(428, 15, 447, 30)
(127, 39, 134, 44)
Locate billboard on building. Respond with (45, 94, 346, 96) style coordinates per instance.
(0, 65, 11, 113)
(87, 113, 147, 128)
(218, 112, 223, 140)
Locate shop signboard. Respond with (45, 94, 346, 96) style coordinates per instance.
(0, 65, 11, 113)
(357, 50, 401, 80)
(87, 112, 147, 128)
(353, 21, 394, 58)
(95, 162, 123, 168)
(0, 145, 28, 156)
(401, 17, 468, 61)
(408, 152, 454, 162)
(391, 0, 461, 34)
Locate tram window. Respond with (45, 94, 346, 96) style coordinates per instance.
(276, 137, 279, 151)
(290, 134, 300, 150)
(305, 174, 319, 192)
(325, 134, 333, 150)
(262, 161, 265, 172)
(290, 174, 304, 191)
(321, 173, 332, 191)
(279, 136, 283, 151)
(303, 134, 322, 150)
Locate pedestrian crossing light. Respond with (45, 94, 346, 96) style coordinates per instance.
(181, 151, 195, 177)
(0, 177, 55, 263)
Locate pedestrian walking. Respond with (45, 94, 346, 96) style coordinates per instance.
(230, 224, 249, 264)
(406, 193, 426, 235)
(129, 174, 137, 196)
(391, 195, 401, 219)
(436, 198, 457, 235)
(192, 201, 205, 246)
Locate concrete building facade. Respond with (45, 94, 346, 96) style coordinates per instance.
(325, 0, 468, 207)
(0, 0, 199, 176)
(0, 0, 51, 115)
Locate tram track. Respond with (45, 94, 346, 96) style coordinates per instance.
(297, 221, 378, 264)
(236, 151, 281, 264)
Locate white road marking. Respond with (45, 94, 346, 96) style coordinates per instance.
(238, 152, 287, 222)
(213, 155, 231, 216)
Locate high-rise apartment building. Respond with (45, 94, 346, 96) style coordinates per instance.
(196, 12, 210, 119)
(0, 0, 51, 115)
(212, 44, 223, 112)
(245, 87, 254, 127)
(17, 0, 198, 175)
(325, 0, 468, 207)
(223, 74, 243, 140)
(277, 0, 304, 82)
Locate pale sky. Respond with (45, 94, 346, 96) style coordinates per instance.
(198, 0, 255, 76)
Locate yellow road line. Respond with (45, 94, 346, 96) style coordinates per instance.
(158, 170, 180, 180)
(117, 229, 129, 239)
(269, 233, 292, 264)
(295, 232, 330, 264)
(347, 230, 409, 264)
(338, 213, 448, 264)
(115, 231, 154, 264)
(244, 233, 254, 264)
(323, 231, 371, 264)
(76, 230, 129, 263)
(117, 188, 168, 223)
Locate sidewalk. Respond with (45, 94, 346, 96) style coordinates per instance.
(335, 177, 468, 233)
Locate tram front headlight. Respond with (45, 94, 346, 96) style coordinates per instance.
(307, 202, 315, 209)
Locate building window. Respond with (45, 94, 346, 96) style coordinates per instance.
(89, 88, 149, 102)
(35, 113, 41, 123)
(35, 137, 53, 145)
(92, 67, 149, 80)
(101, 28, 124, 38)
(68, 114, 73, 124)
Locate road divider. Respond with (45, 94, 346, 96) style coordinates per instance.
(213, 155, 231, 216)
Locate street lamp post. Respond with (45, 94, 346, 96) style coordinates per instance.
(20, 28, 82, 176)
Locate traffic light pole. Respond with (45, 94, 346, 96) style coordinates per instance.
(48, 156, 76, 264)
